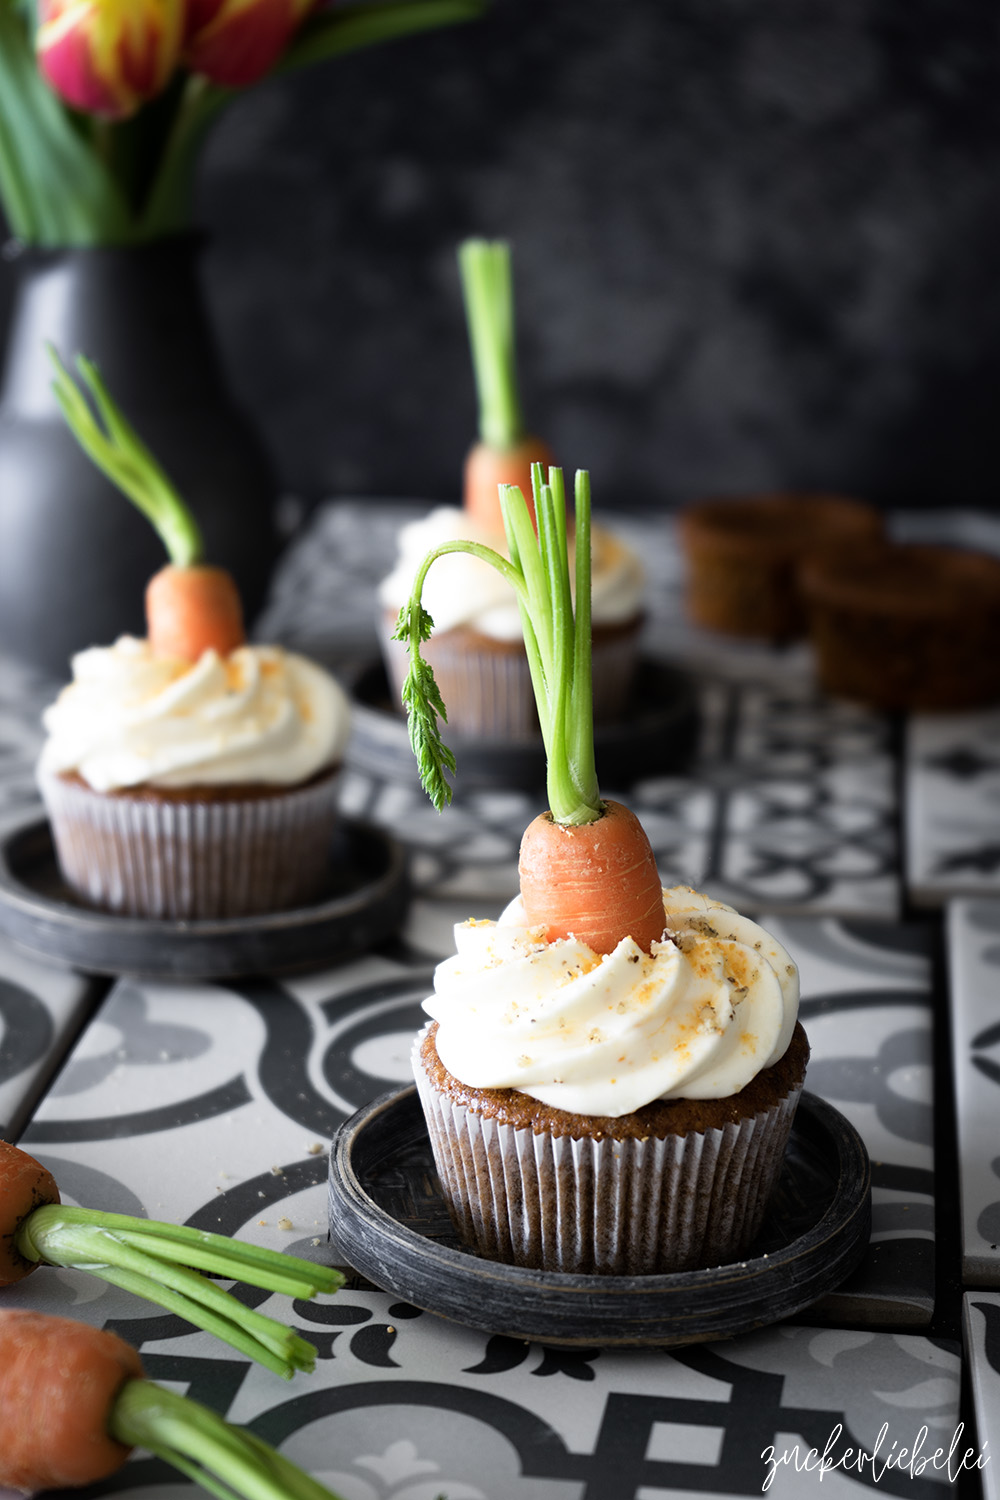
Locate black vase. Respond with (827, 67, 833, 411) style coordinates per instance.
(0, 237, 279, 677)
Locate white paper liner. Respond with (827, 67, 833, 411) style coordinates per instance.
(38, 766, 341, 919)
(413, 1026, 803, 1275)
(379, 613, 640, 739)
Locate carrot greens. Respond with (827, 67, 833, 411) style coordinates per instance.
(393, 466, 602, 827)
(112, 1380, 347, 1500)
(459, 237, 525, 451)
(15, 1202, 343, 1380)
(47, 344, 204, 568)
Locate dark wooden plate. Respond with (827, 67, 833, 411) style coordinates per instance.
(0, 812, 409, 980)
(346, 655, 700, 791)
(328, 1085, 871, 1348)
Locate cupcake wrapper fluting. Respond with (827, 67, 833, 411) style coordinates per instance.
(38, 767, 341, 920)
(413, 1027, 802, 1275)
(380, 614, 640, 740)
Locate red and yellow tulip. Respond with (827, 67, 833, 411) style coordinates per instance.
(36, 0, 185, 120)
(183, 0, 317, 88)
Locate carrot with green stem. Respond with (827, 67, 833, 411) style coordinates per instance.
(458, 238, 553, 531)
(47, 344, 245, 662)
(0, 1138, 343, 1380)
(393, 465, 665, 954)
(0, 1309, 348, 1498)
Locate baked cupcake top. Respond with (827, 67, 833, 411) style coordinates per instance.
(379, 505, 643, 640)
(424, 885, 798, 1117)
(38, 638, 350, 792)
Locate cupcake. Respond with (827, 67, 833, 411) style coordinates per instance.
(37, 638, 350, 919)
(38, 349, 350, 920)
(378, 239, 643, 739)
(378, 506, 644, 738)
(414, 888, 807, 1274)
(677, 492, 885, 642)
(800, 540, 1000, 711)
(395, 462, 808, 1275)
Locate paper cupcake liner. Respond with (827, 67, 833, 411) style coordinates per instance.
(413, 1027, 802, 1275)
(38, 767, 341, 920)
(380, 613, 640, 739)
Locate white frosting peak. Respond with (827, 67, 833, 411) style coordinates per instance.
(423, 887, 799, 1117)
(379, 506, 643, 641)
(38, 637, 350, 791)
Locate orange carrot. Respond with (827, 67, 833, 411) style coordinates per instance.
(0, 1309, 348, 1499)
(0, 1310, 144, 1490)
(48, 347, 246, 662)
(464, 433, 555, 531)
(395, 468, 667, 955)
(0, 1140, 60, 1286)
(519, 799, 665, 953)
(146, 562, 245, 661)
(458, 239, 553, 534)
(0, 1137, 342, 1378)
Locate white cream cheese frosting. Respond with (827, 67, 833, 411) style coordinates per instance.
(38, 637, 350, 792)
(378, 505, 644, 641)
(422, 886, 799, 1117)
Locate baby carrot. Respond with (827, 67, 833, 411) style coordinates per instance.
(0, 1138, 343, 1380)
(0, 1309, 144, 1490)
(0, 1137, 58, 1284)
(394, 465, 666, 954)
(458, 238, 553, 531)
(47, 346, 246, 662)
(0, 1309, 347, 1500)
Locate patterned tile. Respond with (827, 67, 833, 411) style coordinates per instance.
(761, 916, 936, 1325)
(947, 899, 1000, 1286)
(0, 934, 99, 1140)
(907, 710, 1000, 908)
(7, 962, 959, 1499)
(964, 1292, 1000, 1500)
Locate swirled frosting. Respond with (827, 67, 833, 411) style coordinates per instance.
(423, 886, 799, 1117)
(378, 506, 644, 641)
(38, 637, 350, 791)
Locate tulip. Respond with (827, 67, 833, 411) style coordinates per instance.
(183, 0, 316, 88)
(36, 0, 185, 121)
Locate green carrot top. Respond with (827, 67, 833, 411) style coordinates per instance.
(458, 237, 526, 452)
(47, 344, 204, 568)
(392, 465, 602, 827)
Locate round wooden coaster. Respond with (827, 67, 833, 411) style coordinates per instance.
(0, 812, 409, 979)
(328, 1085, 871, 1348)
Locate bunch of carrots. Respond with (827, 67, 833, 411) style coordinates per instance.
(49, 344, 246, 664)
(394, 462, 665, 955)
(0, 1137, 350, 1496)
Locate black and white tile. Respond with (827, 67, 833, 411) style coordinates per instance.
(0, 935, 99, 1141)
(947, 899, 1000, 1287)
(964, 1291, 1000, 1500)
(7, 952, 957, 1499)
(907, 710, 1000, 908)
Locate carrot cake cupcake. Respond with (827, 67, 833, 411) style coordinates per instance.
(37, 349, 350, 920)
(395, 462, 807, 1274)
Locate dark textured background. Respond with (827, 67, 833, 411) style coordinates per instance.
(4, 0, 1000, 514)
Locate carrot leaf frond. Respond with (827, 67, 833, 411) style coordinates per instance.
(393, 538, 525, 811)
(47, 344, 204, 568)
